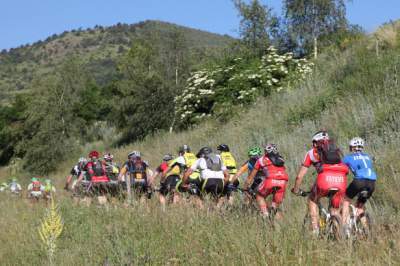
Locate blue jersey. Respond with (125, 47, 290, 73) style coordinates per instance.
(343, 152, 377, 181)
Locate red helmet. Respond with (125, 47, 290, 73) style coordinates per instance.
(88, 150, 99, 158)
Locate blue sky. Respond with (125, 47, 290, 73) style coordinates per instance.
(1, 0, 399, 50)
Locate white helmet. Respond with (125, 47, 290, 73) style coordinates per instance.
(104, 153, 113, 161)
(265, 144, 278, 154)
(78, 157, 87, 163)
(349, 137, 364, 151)
(128, 150, 141, 159)
(312, 131, 329, 142)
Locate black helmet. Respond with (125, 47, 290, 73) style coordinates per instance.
(196, 147, 212, 158)
(217, 144, 230, 152)
(162, 154, 174, 162)
(178, 144, 190, 153)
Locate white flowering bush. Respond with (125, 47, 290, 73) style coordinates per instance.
(174, 46, 314, 127)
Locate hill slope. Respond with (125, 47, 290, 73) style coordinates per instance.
(0, 20, 234, 100)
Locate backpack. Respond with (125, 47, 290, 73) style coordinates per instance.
(92, 160, 106, 176)
(317, 140, 341, 165)
(205, 154, 222, 171)
(127, 161, 147, 180)
(267, 153, 285, 167)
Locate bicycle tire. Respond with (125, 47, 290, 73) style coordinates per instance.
(356, 212, 372, 239)
(327, 214, 342, 240)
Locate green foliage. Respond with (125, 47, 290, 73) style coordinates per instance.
(234, 0, 278, 56)
(283, 0, 349, 56)
(111, 40, 176, 145)
(174, 46, 313, 127)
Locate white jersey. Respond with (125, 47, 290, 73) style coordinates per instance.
(190, 156, 227, 180)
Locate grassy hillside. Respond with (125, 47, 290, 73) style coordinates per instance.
(0, 20, 234, 102)
(1, 29, 400, 265)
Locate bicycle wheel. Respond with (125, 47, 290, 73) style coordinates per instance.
(327, 214, 342, 240)
(356, 212, 372, 239)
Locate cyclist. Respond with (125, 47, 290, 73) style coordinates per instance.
(118, 151, 153, 200)
(232, 147, 264, 203)
(216, 144, 238, 204)
(27, 177, 43, 201)
(341, 137, 377, 232)
(174, 145, 201, 196)
(0, 182, 8, 192)
(103, 153, 120, 181)
(183, 147, 229, 206)
(292, 131, 349, 234)
(243, 144, 289, 218)
(9, 177, 22, 194)
(157, 154, 182, 206)
(43, 179, 56, 200)
(77, 151, 110, 204)
(64, 157, 87, 191)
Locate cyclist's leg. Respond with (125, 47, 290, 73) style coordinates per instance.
(309, 184, 323, 233)
(256, 194, 268, 217)
(342, 180, 359, 225)
(257, 178, 273, 217)
(270, 180, 287, 220)
(356, 180, 375, 226)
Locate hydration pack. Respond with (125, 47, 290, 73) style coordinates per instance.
(92, 160, 106, 176)
(267, 152, 285, 167)
(317, 140, 341, 165)
(205, 154, 222, 171)
(127, 161, 147, 180)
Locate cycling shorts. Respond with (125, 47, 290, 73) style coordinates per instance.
(159, 175, 180, 196)
(310, 172, 347, 208)
(346, 179, 375, 204)
(258, 178, 287, 204)
(201, 178, 224, 197)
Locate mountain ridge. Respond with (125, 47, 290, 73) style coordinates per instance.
(0, 20, 235, 100)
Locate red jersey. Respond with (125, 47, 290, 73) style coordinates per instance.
(302, 148, 320, 168)
(254, 155, 289, 181)
(157, 162, 169, 175)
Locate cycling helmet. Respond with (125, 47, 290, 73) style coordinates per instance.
(217, 144, 230, 152)
(349, 137, 364, 151)
(11, 177, 17, 182)
(196, 147, 212, 158)
(312, 131, 329, 142)
(178, 144, 191, 153)
(104, 153, 114, 161)
(78, 157, 87, 163)
(45, 179, 51, 184)
(128, 150, 141, 159)
(88, 150, 99, 158)
(163, 154, 174, 162)
(31, 177, 38, 182)
(248, 147, 262, 157)
(264, 144, 278, 154)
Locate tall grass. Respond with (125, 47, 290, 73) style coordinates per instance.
(1, 39, 400, 265)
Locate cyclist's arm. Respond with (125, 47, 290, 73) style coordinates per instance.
(243, 168, 258, 190)
(292, 166, 308, 193)
(118, 166, 128, 181)
(232, 164, 248, 182)
(146, 168, 154, 186)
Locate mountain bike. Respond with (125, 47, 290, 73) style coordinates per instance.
(298, 188, 343, 240)
(347, 189, 373, 240)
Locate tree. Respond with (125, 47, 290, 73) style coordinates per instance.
(20, 58, 91, 174)
(234, 0, 277, 56)
(112, 40, 175, 144)
(283, 0, 349, 57)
